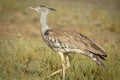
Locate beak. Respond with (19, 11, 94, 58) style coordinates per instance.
(29, 7, 36, 11)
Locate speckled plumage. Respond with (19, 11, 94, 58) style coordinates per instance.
(43, 28, 107, 66)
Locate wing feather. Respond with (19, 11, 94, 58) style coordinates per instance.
(44, 29, 107, 57)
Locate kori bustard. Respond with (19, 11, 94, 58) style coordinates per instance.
(29, 5, 107, 80)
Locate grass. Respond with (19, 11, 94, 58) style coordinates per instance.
(0, 35, 120, 80)
(0, 37, 120, 80)
(0, 0, 120, 80)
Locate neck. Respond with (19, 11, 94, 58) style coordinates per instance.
(40, 12, 49, 36)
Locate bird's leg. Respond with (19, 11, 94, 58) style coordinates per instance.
(50, 53, 70, 80)
(58, 52, 66, 80)
(65, 55, 70, 68)
(50, 52, 66, 80)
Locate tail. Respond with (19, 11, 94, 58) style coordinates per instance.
(87, 51, 107, 67)
(93, 55, 105, 67)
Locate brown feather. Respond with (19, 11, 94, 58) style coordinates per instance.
(43, 28, 107, 57)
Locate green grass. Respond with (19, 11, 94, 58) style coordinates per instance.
(0, 37, 120, 80)
(0, 0, 120, 80)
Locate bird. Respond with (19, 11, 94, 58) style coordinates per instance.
(29, 5, 107, 80)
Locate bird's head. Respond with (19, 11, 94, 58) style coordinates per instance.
(29, 5, 56, 14)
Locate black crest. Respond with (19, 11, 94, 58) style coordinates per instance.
(39, 5, 56, 11)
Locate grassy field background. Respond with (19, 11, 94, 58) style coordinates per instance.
(0, 0, 120, 80)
